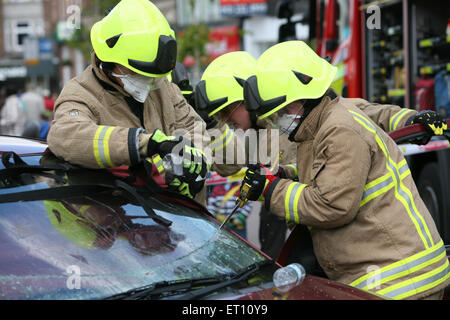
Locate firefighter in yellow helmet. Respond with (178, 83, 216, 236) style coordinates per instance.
(194, 51, 298, 168)
(194, 51, 300, 257)
(47, 0, 210, 201)
(195, 51, 257, 130)
(241, 41, 449, 300)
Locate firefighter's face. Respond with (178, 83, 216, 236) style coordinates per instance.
(220, 101, 252, 131)
(282, 101, 304, 116)
(111, 64, 137, 87)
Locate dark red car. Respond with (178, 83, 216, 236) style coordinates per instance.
(0, 136, 383, 300)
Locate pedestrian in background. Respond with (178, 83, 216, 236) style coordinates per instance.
(0, 86, 6, 109)
(40, 89, 57, 140)
(43, 89, 56, 120)
(0, 85, 25, 136)
(21, 83, 45, 138)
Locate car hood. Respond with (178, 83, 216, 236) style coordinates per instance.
(199, 269, 384, 301)
(235, 275, 384, 300)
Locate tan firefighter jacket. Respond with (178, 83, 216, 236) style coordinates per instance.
(208, 98, 413, 178)
(47, 53, 231, 204)
(264, 90, 449, 299)
(279, 98, 418, 180)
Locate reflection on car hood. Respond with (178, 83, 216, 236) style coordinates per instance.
(234, 275, 385, 300)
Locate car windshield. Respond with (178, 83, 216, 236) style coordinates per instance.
(0, 155, 267, 300)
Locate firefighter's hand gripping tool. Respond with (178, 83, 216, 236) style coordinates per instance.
(218, 182, 251, 229)
(218, 152, 283, 230)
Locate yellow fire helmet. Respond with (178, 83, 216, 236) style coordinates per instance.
(90, 0, 177, 77)
(45, 200, 99, 249)
(194, 51, 257, 117)
(244, 41, 337, 119)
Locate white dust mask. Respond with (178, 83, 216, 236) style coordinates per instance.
(112, 70, 163, 103)
(276, 113, 302, 135)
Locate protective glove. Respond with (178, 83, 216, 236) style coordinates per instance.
(164, 175, 205, 199)
(148, 129, 209, 175)
(148, 129, 210, 198)
(147, 129, 179, 157)
(241, 164, 280, 201)
(275, 166, 288, 179)
(406, 110, 448, 144)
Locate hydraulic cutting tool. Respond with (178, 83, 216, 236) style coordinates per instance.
(218, 151, 283, 230)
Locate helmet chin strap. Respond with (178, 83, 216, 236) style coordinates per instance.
(100, 62, 123, 87)
(286, 89, 337, 140)
(250, 111, 260, 130)
(279, 107, 303, 135)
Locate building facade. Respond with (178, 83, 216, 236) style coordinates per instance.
(0, 0, 67, 92)
(0, 0, 309, 93)
(153, 0, 177, 25)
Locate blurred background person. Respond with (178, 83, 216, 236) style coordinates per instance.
(43, 89, 56, 119)
(39, 89, 57, 140)
(0, 84, 25, 136)
(0, 86, 6, 109)
(21, 84, 45, 138)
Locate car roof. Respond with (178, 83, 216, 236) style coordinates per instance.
(0, 135, 48, 155)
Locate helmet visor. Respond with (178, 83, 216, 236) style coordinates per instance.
(194, 80, 228, 117)
(127, 35, 177, 75)
(243, 76, 286, 118)
(216, 100, 243, 122)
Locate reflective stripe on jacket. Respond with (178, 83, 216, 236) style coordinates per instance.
(278, 100, 417, 180)
(344, 98, 417, 132)
(265, 93, 449, 299)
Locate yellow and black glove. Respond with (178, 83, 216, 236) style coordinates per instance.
(242, 164, 280, 201)
(408, 110, 447, 134)
(148, 129, 209, 198)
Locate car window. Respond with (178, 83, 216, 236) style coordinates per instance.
(0, 156, 267, 300)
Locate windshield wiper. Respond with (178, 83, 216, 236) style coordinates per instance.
(104, 276, 227, 300)
(105, 260, 274, 300)
(177, 260, 274, 300)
